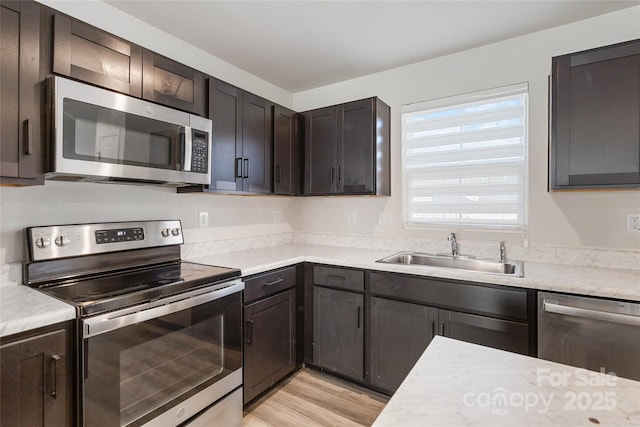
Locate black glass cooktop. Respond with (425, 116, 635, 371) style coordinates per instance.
(40, 261, 240, 317)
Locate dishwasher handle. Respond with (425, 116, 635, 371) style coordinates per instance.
(543, 301, 640, 327)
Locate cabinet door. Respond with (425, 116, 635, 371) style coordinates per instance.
(0, 0, 42, 184)
(53, 14, 142, 96)
(551, 40, 640, 189)
(241, 92, 272, 193)
(1, 329, 69, 427)
(244, 289, 296, 403)
(339, 98, 374, 194)
(273, 105, 299, 195)
(439, 309, 529, 355)
(208, 78, 242, 191)
(304, 106, 338, 195)
(142, 51, 204, 115)
(313, 286, 363, 380)
(369, 297, 438, 393)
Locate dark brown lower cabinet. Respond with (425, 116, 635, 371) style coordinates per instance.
(369, 297, 438, 393)
(244, 288, 296, 404)
(368, 271, 533, 394)
(0, 321, 73, 427)
(369, 298, 531, 394)
(312, 286, 364, 381)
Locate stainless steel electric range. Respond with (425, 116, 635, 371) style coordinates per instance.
(23, 220, 243, 427)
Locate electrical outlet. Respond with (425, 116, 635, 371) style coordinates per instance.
(378, 211, 393, 226)
(627, 213, 640, 233)
(346, 210, 357, 225)
(198, 211, 209, 228)
(273, 210, 281, 223)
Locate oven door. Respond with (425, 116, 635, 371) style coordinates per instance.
(81, 280, 243, 427)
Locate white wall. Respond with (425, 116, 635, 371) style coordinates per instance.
(0, 182, 296, 263)
(1, 3, 638, 266)
(1, 1, 298, 265)
(292, 6, 640, 251)
(37, 0, 293, 108)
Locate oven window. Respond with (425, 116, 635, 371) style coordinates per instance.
(63, 99, 181, 170)
(82, 292, 242, 427)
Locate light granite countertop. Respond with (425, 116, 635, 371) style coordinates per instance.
(1, 242, 638, 337)
(373, 336, 640, 426)
(0, 285, 76, 338)
(187, 243, 640, 302)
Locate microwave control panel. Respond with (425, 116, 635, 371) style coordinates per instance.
(190, 130, 209, 174)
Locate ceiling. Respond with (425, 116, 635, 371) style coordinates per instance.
(105, 1, 639, 93)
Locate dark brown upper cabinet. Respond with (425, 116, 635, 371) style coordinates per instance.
(273, 105, 300, 195)
(549, 39, 640, 190)
(1, 0, 43, 185)
(185, 78, 273, 194)
(303, 97, 390, 196)
(142, 50, 204, 115)
(53, 13, 142, 97)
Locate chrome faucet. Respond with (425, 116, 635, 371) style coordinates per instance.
(448, 232, 458, 257)
(499, 241, 506, 263)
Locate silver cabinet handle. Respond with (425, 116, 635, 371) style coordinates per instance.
(24, 119, 33, 155)
(246, 319, 254, 344)
(50, 354, 60, 398)
(263, 278, 284, 287)
(544, 301, 640, 327)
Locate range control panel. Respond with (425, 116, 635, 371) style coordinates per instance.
(95, 227, 145, 244)
(27, 220, 183, 261)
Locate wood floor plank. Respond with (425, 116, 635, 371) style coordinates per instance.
(243, 369, 388, 427)
(282, 372, 385, 425)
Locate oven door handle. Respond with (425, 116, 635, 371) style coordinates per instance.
(83, 280, 244, 338)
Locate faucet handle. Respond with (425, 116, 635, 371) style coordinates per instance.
(499, 241, 506, 262)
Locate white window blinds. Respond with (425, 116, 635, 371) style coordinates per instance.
(402, 83, 528, 230)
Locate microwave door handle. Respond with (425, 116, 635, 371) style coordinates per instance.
(183, 126, 192, 172)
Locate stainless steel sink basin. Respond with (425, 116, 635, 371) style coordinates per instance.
(376, 252, 524, 277)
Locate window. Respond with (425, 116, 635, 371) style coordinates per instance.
(401, 83, 528, 230)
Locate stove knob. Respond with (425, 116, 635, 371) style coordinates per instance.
(35, 236, 51, 249)
(55, 235, 70, 247)
(161, 228, 171, 238)
(171, 228, 181, 236)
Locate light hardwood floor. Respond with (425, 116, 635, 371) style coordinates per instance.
(243, 369, 389, 427)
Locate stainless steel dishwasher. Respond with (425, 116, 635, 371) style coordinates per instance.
(538, 292, 640, 381)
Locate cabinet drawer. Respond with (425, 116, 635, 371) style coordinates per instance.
(313, 266, 364, 292)
(370, 272, 528, 321)
(244, 266, 296, 304)
(442, 310, 529, 355)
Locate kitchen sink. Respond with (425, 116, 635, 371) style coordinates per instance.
(376, 252, 524, 277)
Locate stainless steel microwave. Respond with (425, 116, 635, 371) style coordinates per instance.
(46, 76, 211, 186)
